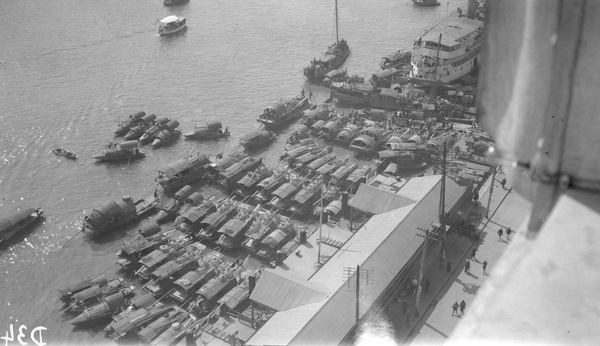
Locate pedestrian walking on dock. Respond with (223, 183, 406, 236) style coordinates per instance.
(464, 261, 471, 274)
(452, 302, 459, 316)
(483, 260, 488, 275)
(460, 300, 466, 315)
(498, 228, 504, 241)
(424, 277, 430, 294)
(470, 248, 477, 260)
(506, 227, 512, 241)
(446, 261, 452, 273)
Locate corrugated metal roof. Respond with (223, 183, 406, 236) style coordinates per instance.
(248, 175, 468, 346)
(349, 184, 416, 214)
(246, 302, 325, 346)
(249, 269, 329, 311)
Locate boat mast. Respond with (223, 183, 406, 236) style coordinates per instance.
(335, 0, 339, 43)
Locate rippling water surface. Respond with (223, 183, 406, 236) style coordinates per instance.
(0, 0, 465, 344)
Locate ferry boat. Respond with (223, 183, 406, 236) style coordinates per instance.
(256, 94, 310, 130)
(410, 11, 484, 83)
(158, 16, 187, 36)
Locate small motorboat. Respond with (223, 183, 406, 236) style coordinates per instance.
(52, 147, 77, 160)
(93, 141, 145, 162)
(158, 16, 187, 36)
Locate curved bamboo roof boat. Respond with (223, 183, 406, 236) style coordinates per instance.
(0, 208, 44, 244)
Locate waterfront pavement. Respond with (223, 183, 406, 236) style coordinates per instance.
(383, 170, 532, 345)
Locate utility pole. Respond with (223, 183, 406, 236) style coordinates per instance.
(439, 142, 447, 268)
(415, 226, 443, 317)
(486, 167, 497, 218)
(355, 264, 360, 323)
(318, 186, 324, 264)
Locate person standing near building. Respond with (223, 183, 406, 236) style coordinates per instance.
(452, 302, 459, 316)
(498, 228, 504, 241)
(465, 260, 471, 274)
(446, 261, 452, 273)
(470, 248, 477, 260)
(482, 260, 488, 275)
(460, 300, 466, 315)
(506, 227, 512, 241)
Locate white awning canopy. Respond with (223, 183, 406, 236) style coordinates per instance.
(160, 16, 180, 24)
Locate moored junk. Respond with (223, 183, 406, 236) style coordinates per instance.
(217, 156, 263, 189)
(124, 113, 157, 140)
(233, 165, 272, 197)
(256, 220, 296, 261)
(136, 307, 188, 344)
(307, 153, 337, 173)
(135, 242, 192, 281)
(288, 177, 323, 215)
(0, 208, 44, 245)
(184, 121, 230, 141)
(345, 163, 376, 192)
(241, 211, 279, 253)
(302, 103, 335, 127)
(59, 275, 108, 303)
(256, 94, 311, 130)
(280, 140, 316, 161)
(115, 111, 146, 136)
(239, 130, 276, 150)
(154, 185, 195, 223)
(70, 290, 129, 326)
(206, 152, 248, 181)
(175, 198, 219, 232)
(156, 154, 213, 191)
(93, 141, 145, 162)
(267, 175, 304, 211)
(335, 124, 361, 144)
(68, 278, 133, 312)
(286, 124, 310, 145)
(291, 146, 334, 169)
(253, 168, 289, 204)
(192, 265, 239, 312)
(105, 302, 172, 340)
(174, 192, 204, 224)
(116, 233, 168, 271)
(143, 242, 208, 296)
(310, 119, 326, 135)
(320, 119, 343, 140)
(197, 199, 238, 241)
(170, 251, 223, 303)
(314, 156, 347, 181)
(139, 117, 171, 144)
(83, 197, 137, 233)
(215, 205, 260, 249)
(152, 120, 181, 148)
(329, 162, 358, 187)
(349, 127, 392, 154)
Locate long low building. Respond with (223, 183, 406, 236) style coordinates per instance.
(246, 174, 470, 346)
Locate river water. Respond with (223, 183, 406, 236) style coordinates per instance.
(0, 0, 465, 344)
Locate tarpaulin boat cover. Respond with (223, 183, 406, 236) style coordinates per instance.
(264, 102, 287, 116)
(117, 141, 139, 150)
(139, 249, 168, 269)
(197, 274, 235, 300)
(263, 229, 287, 248)
(72, 285, 102, 303)
(164, 119, 180, 130)
(184, 192, 204, 205)
(138, 222, 161, 237)
(141, 113, 157, 123)
(174, 185, 193, 201)
(174, 265, 215, 291)
(130, 292, 156, 309)
(201, 210, 228, 228)
(207, 121, 222, 130)
(310, 120, 326, 131)
(218, 219, 245, 237)
(86, 198, 136, 229)
(272, 182, 301, 199)
(218, 285, 249, 309)
(181, 207, 210, 224)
